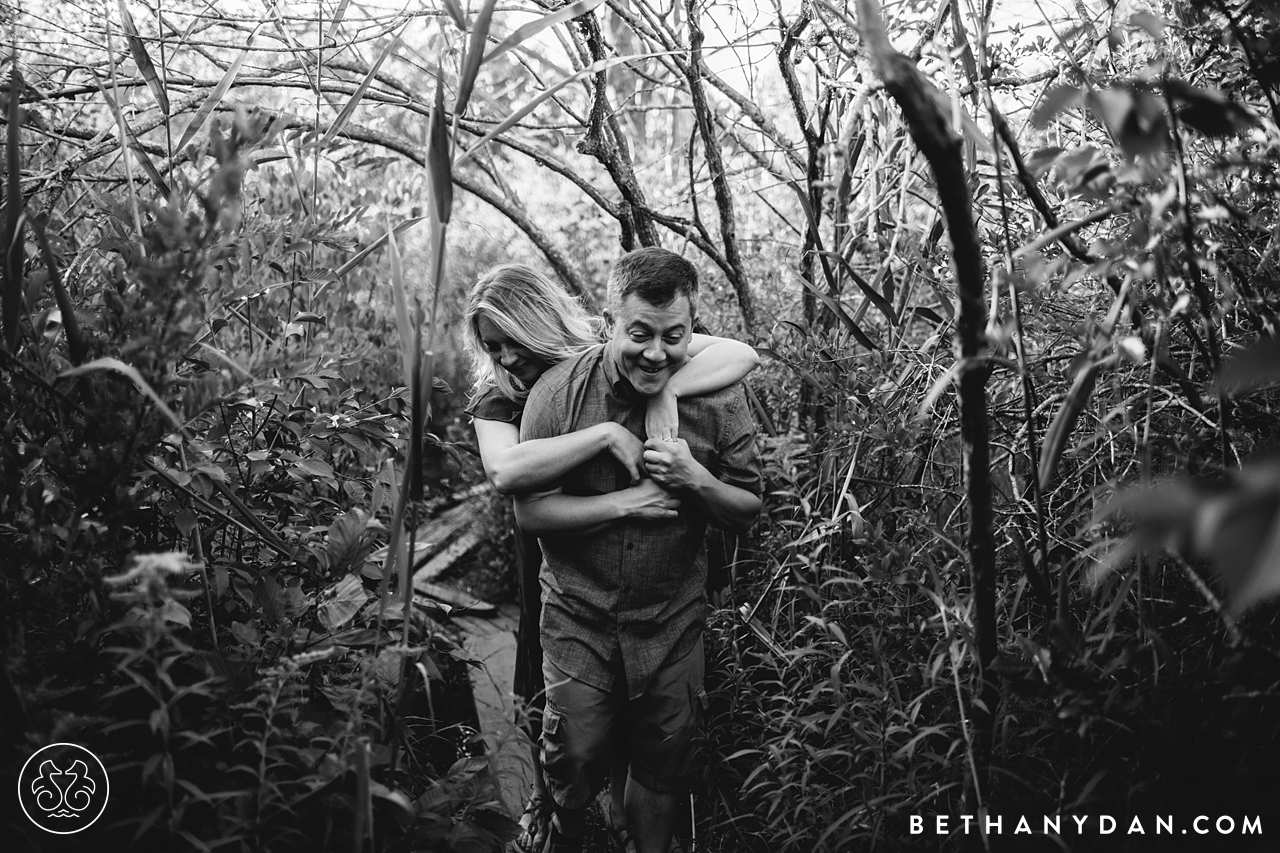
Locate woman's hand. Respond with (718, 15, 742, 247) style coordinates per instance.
(612, 478, 681, 520)
(645, 389, 679, 442)
(600, 422, 645, 485)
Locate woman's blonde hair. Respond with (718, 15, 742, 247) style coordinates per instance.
(462, 264, 603, 404)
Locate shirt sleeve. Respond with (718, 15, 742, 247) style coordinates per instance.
(518, 376, 564, 443)
(716, 386, 764, 496)
(465, 387, 523, 424)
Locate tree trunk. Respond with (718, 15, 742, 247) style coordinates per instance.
(855, 0, 997, 800)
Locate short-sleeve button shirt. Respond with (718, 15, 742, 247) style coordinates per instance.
(520, 343, 762, 699)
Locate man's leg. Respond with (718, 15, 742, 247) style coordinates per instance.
(541, 657, 621, 851)
(624, 636, 706, 853)
(624, 777, 680, 853)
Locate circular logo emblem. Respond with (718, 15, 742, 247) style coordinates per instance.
(17, 743, 110, 835)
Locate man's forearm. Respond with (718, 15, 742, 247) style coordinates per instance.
(685, 470, 761, 533)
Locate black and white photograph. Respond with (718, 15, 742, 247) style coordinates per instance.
(1, 0, 1277, 850)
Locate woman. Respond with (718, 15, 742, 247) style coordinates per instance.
(461, 264, 758, 853)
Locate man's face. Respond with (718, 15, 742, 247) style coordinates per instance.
(607, 292, 694, 397)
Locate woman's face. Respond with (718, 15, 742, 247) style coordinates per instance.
(476, 314, 551, 387)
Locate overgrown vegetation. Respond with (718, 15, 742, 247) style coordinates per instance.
(4, 1, 1280, 851)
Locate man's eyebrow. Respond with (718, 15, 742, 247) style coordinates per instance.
(626, 319, 687, 334)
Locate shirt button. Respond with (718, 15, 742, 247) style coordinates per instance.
(626, 543, 634, 551)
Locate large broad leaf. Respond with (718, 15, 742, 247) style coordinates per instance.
(1031, 85, 1082, 128)
(1218, 337, 1280, 394)
(1166, 78, 1258, 138)
(326, 510, 374, 574)
(318, 573, 369, 631)
(1086, 88, 1167, 160)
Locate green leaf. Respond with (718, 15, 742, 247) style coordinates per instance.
(295, 457, 335, 480)
(1024, 146, 1063, 179)
(1129, 12, 1164, 39)
(118, 0, 169, 114)
(426, 73, 453, 226)
(483, 0, 607, 66)
(454, 0, 497, 118)
(440, 0, 467, 31)
(323, 0, 354, 46)
(795, 273, 879, 352)
(1173, 81, 1258, 138)
(1218, 337, 1280, 394)
(457, 51, 673, 166)
(320, 24, 405, 149)
(159, 600, 192, 628)
(1086, 88, 1167, 160)
(255, 573, 286, 624)
(326, 510, 373, 573)
(1039, 356, 1100, 491)
(318, 573, 369, 631)
(815, 250, 897, 323)
(31, 217, 87, 364)
(4, 57, 25, 353)
(787, 181, 879, 350)
(60, 357, 185, 433)
(1031, 85, 1082, 128)
(176, 24, 261, 155)
(95, 80, 171, 197)
(386, 220, 416, 390)
(329, 216, 424, 285)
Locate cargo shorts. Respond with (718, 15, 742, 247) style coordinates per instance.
(540, 636, 706, 810)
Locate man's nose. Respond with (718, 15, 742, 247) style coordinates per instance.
(499, 347, 519, 368)
(642, 340, 665, 363)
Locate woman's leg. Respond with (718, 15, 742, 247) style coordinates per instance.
(514, 531, 550, 850)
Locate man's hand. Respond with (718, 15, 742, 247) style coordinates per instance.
(645, 390, 679, 442)
(642, 438, 705, 491)
(601, 422, 645, 485)
(613, 478, 681, 520)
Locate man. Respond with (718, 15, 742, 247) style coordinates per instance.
(515, 247, 763, 853)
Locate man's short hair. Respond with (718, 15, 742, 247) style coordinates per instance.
(607, 247, 699, 313)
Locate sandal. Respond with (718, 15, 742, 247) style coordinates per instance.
(513, 791, 552, 853)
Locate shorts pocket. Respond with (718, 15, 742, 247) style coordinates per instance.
(539, 702, 567, 784)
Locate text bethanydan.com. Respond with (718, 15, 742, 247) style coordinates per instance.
(911, 814, 1262, 837)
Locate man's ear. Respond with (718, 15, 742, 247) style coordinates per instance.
(602, 308, 614, 328)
